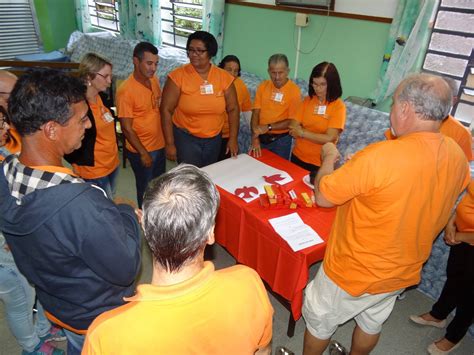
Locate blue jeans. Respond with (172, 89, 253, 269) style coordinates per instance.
(64, 329, 85, 355)
(173, 126, 222, 168)
(0, 262, 51, 352)
(261, 134, 292, 160)
(127, 148, 166, 208)
(84, 166, 119, 199)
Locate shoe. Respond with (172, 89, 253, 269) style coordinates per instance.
(22, 339, 65, 355)
(328, 340, 348, 355)
(409, 314, 447, 328)
(427, 341, 460, 354)
(40, 325, 67, 343)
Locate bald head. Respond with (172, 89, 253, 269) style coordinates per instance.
(0, 70, 18, 110)
(396, 73, 452, 122)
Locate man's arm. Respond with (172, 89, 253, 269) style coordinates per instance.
(224, 82, 240, 157)
(160, 78, 180, 161)
(250, 109, 262, 157)
(314, 143, 340, 208)
(119, 117, 152, 168)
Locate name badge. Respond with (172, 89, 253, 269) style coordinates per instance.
(314, 105, 327, 115)
(101, 107, 114, 123)
(272, 92, 284, 103)
(200, 83, 214, 95)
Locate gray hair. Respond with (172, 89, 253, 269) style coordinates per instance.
(268, 53, 289, 68)
(442, 76, 458, 98)
(397, 73, 452, 121)
(142, 164, 220, 272)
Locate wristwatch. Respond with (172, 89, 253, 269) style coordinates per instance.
(267, 124, 272, 132)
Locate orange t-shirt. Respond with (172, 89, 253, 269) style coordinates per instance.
(456, 179, 474, 232)
(292, 97, 346, 166)
(222, 77, 251, 138)
(116, 75, 164, 153)
(5, 127, 21, 154)
(253, 79, 301, 134)
(73, 95, 119, 179)
(320, 132, 470, 296)
(385, 115, 472, 161)
(82, 262, 273, 355)
(169, 64, 234, 138)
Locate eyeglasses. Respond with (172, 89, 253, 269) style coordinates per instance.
(95, 72, 112, 80)
(187, 48, 208, 56)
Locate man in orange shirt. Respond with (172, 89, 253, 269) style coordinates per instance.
(117, 42, 165, 207)
(249, 54, 301, 160)
(83, 164, 273, 355)
(302, 74, 470, 355)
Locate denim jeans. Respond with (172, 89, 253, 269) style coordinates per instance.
(126, 148, 166, 208)
(84, 166, 120, 199)
(173, 126, 222, 168)
(261, 134, 292, 160)
(0, 262, 51, 352)
(64, 329, 85, 355)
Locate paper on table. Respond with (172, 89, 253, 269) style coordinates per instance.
(268, 212, 324, 252)
(201, 154, 293, 203)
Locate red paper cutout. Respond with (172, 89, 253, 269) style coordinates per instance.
(234, 186, 258, 199)
(263, 174, 285, 184)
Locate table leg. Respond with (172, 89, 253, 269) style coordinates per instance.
(287, 312, 296, 337)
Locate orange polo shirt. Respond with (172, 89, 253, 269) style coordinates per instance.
(116, 75, 164, 153)
(73, 95, 119, 179)
(169, 64, 234, 138)
(82, 262, 273, 355)
(222, 77, 251, 138)
(385, 115, 472, 161)
(456, 179, 474, 233)
(253, 79, 301, 134)
(320, 132, 470, 296)
(292, 97, 346, 166)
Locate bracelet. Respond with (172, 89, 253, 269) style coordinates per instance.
(267, 124, 272, 132)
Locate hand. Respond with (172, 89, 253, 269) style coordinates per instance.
(165, 143, 177, 161)
(444, 214, 460, 246)
(289, 125, 303, 138)
(226, 137, 239, 158)
(140, 152, 153, 168)
(114, 196, 138, 209)
(321, 143, 340, 163)
(249, 137, 262, 158)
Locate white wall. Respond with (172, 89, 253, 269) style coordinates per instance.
(238, 0, 399, 18)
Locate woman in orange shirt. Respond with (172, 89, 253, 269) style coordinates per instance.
(217, 54, 251, 161)
(160, 31, 239, 168)
(289, 62, 345, 184)
(65, 53, 119, 198)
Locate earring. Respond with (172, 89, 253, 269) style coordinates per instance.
(87, 82, 91, 86)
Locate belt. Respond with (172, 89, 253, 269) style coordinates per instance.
(259, 132, 289, 144)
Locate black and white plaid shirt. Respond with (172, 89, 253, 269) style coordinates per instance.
(3, 154, 84, 203)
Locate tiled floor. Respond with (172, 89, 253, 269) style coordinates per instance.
(1, 160, 473, 354)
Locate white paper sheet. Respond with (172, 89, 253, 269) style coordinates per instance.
(268, 212, 324, 252)
(201, 154, 293, 202)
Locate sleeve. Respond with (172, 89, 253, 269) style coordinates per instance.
(253, 82, 264, 110)
(240, 84, 252, 112)
(116, 85, 135, 119)
(168, 67, 183, 89)
(294, 99, 306, 123)
(457, 131, 473, 161)
(328, 100, 346, 130)
(288, 85, 302, 118)
(221, 69, 234, 91)
(319, 145, 381, 205)
(75, 190, 141, 286)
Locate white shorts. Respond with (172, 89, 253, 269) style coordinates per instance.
(302, 264, 403, 339)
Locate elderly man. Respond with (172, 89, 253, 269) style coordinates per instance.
(117, 42, 165, 207)
(0, 70, 141, 355)
(249, 53, 301, 160)
(83, 164, 273, 354)
(302, 74, 470, 355)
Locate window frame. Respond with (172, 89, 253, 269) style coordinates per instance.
(88, 0, 120, 33)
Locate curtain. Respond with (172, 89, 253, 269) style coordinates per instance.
(74, 0, 92, 33)
(119, 0, 161, 45)
(202, 0, 225, 63)
(370, 0, 437, 104)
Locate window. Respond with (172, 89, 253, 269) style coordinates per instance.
(0, 0, 42, 60)
(422, 0, 474, 125)
(161, 0, 203, 49)
(88, 0, 120, 33)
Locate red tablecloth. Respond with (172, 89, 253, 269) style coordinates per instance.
(214, 150, 336, 320)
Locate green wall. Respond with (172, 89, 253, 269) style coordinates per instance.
(34, 0, 78, 51)
(223, 4, 391, 100)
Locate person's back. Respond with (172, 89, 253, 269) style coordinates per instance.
(83, 165, 273, 354)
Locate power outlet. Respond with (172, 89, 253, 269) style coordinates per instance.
(295, 13, 309, 27)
